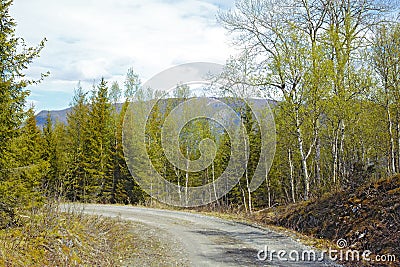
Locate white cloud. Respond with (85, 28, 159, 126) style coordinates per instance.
(10, 0, 235, 111)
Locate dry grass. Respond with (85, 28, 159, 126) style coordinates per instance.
(0, 203, 136, 266)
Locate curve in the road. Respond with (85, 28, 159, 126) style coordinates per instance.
(70, 204, 340, 267)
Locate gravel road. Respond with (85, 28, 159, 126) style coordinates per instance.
(69, 204, 340, 267)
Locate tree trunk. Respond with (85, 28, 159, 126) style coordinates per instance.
(242, 116, 252, 213)
(295, 110, 310, 200)
(339, 120, 346, 178)
(175, 166, 182, 202)
(212, 162, 220, 206)
(265, 163, 271, 207)
(185, 146, 189, 206)
(397, 110, 400, 173)
(246, 174, 252, 213)
(387, 104, 396, 174)
(315, 126, 321, 186)
(164, 163, 168, 203)
(288, 148, 295, 203)
(332, 126, 339, 185)
(241, 186, 248, 213)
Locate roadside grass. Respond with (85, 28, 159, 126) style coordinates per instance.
(0, 203, 136, 266)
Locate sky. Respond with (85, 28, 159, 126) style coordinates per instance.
(10, 0, 236, 112)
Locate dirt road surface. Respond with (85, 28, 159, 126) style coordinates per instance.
(68, 204, 341, 267)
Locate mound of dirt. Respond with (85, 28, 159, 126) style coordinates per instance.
(257, 175, 400, 266)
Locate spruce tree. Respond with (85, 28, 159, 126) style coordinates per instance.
(0, 0, 47, 226)
(0, 0, 47, 170)
(42, 112, 62, 197)
(65, 85, 89, 201)
(86, 78, 113, 202)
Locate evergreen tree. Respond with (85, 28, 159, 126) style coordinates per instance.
(1, 107, 47, 227)
(0, 0, 47, 226)
(65, 84, 89, 201)
(85, 78, 113, 202)
(113, 100, 144, 204)
(42, 112, 66, 197)
(0, 0, 47, 169)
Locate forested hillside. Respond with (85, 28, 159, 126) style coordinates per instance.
(2, 0, 400, 214)
(0, 0, 399, 264)
(0, 0, 400, 265)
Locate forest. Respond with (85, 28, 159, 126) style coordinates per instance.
(1, 0, 400, 224)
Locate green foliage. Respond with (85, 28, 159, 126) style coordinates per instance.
(0, 0, 48, 229)
(0, 108, 48, 229)
(0, 0, 47, 169)
(124, 67, 141, 100)
(64, 85, 90, 201)
(218, 0, 399, 205)
(2, 0, 399, 234)
(83, 78, 114, 201)
(58, 77, 146, 204)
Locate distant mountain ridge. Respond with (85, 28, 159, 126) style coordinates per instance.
(35, 103, 125, 128)
(35, 98, 275, 128)
(35, 107, 71, 127)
